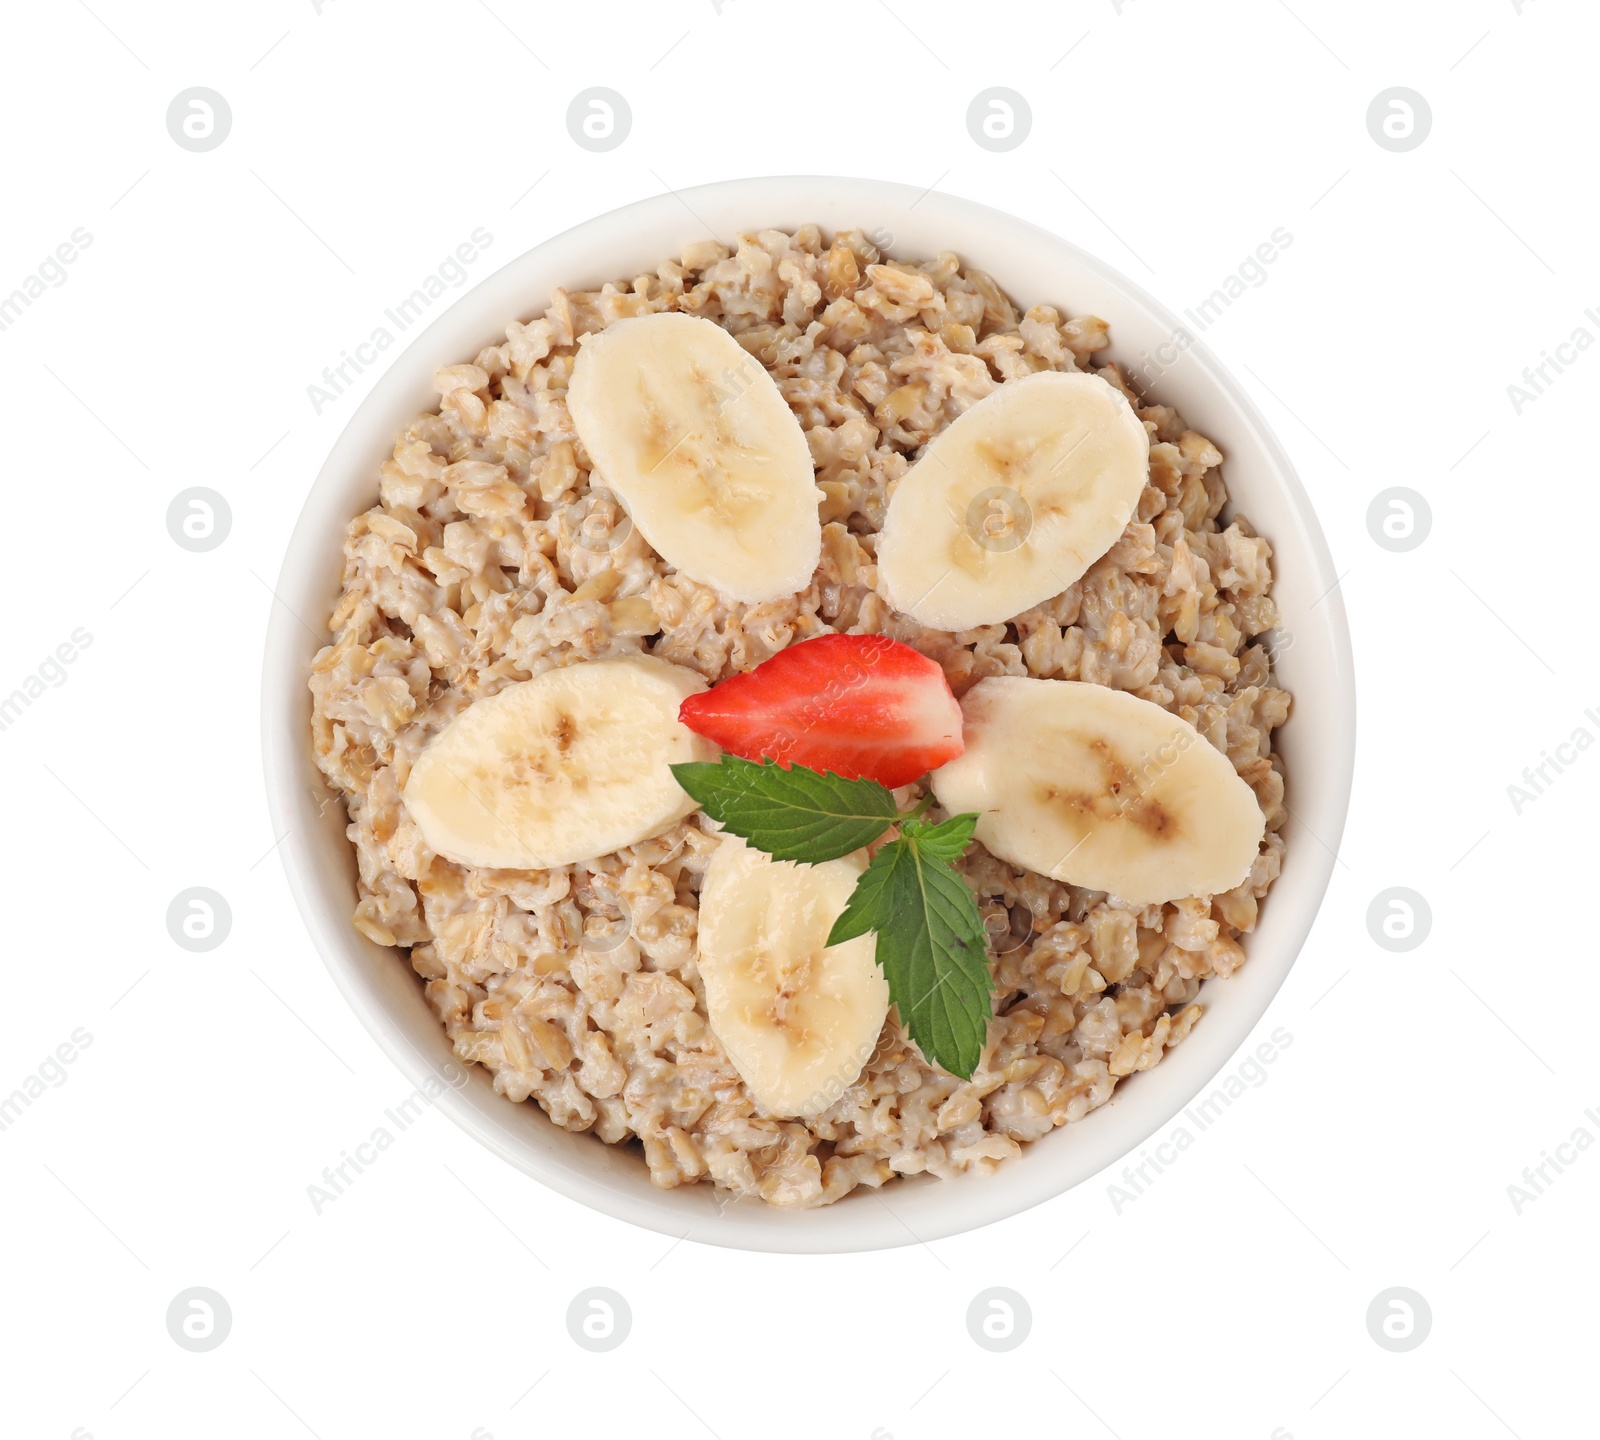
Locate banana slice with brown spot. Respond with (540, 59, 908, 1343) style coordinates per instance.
(402, 655, 716, 869)
(696, 834, 889, 1117)
(566, 312, 822, 603)
(930, 677, 1265, 904)
(875, 369, 1149, 630)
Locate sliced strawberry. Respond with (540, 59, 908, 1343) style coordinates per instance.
(678, 633, 964, 788)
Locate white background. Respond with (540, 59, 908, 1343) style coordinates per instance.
(2, 1, 1590, 1436)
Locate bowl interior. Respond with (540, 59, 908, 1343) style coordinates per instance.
(262, 176, 1354, 1252)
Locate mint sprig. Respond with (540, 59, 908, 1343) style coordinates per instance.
(673, 757, 995, 1079)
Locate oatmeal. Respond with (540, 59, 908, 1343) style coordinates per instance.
(308, 225, 1289, 1208)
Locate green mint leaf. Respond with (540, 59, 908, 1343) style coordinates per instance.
(900, 811, 980, 863)
(824, 836, 904, 946)
(670, 755, 900, 863)
(826, 830, 994, 1079)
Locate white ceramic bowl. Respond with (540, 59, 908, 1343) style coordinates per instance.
(262, 176, 1355, 1253)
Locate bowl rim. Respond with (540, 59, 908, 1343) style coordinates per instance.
(261, 174, 1356, 1253)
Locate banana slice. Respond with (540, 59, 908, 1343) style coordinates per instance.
(566, 312, 822, 603)
(931, 677, 1265, 904)
(697, 834, 889, 1117)
(876, 369, 1150, 630)
(403, 655, 716, 869)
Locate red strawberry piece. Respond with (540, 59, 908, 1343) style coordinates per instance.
(678, 633, 964, 788)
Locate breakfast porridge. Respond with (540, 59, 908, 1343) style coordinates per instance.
(308, 224, 1290, 1208)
